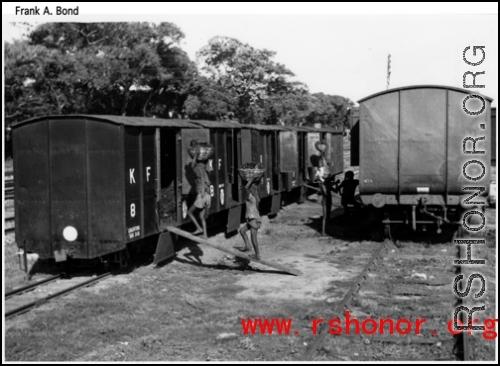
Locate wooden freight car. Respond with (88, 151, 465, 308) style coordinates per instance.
(12, 115, 343, 268)
(352, 85, 493, 239)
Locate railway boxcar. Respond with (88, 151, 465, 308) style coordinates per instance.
(12, 115, 344, 267)
(240, 125, 273, 199)
(293, 125, 344, 182)
(12, 115, 201, 264)
(185, 120, 246, 233)
(240, 124, 317, 216)
(279, 127, 300, 192)
(177, 120, 242, 222)
(353, 85, 493, 238)
(491, 107, 496, 167)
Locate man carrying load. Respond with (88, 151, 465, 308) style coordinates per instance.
(235, 162, 264, 260)
(188, 141, 213, 238)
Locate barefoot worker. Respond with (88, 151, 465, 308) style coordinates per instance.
(187, 143, 213, 238)
(312, 141, 332, 236)
(333, 170, 360, 215)
(235, 163, 264, 260)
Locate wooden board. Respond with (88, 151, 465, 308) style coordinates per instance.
(166, 226, 301, 276)
(154, 231, 176, 265)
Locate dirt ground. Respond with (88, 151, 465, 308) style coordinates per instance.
(3, 154, 498, 361)
(4, 193, 497, 361)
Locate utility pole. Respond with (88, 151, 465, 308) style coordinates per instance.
(387, 54, 391, 90)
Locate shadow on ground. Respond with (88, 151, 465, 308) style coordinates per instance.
(305, 205, 461, 245)
(170, 238, 294, 276)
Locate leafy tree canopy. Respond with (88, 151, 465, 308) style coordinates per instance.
(197, 36, 297, 123)
(5, 22, 354, 157)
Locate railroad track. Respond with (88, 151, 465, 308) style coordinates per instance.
(5, 176, 14, 199)
(303, 240, 387, 360)
(5, 227, 15, 234)
(5, 272, 112, 320)
(302, 240, 472, 361)
(5, 274, 62, 300)
(5, 185, 14, 199)
(5, 216, 15, 235)
(5, 175, 15, 233)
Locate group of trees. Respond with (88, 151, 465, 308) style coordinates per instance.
(5, 22, 353, 157)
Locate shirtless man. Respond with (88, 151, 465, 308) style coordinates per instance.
(333, 171, 360, 215)
(235, 177, 262, 260)
(314, 151, 331, 235)
(187, 149, 212, 238)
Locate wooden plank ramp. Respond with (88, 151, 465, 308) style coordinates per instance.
(166, 226, 302, 276)
(304, 184, 321, 192)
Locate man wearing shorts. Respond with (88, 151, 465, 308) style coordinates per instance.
(333, 170, 360, 215)
(314, 151, 331, 235)
(236, 177, 262, 260)
(188, 149, 212, 238)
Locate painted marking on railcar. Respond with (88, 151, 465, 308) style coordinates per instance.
(219, 184, 225, 204)
(128, 225, 141, 239)
(63, 226, 78, 242)
(130, 166, 152, 183)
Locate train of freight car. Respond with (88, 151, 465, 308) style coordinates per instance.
(350, 85, 493, 239)
(11, 115, 343, 269)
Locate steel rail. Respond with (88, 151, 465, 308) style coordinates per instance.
(5, 212, 15, 233)
(457, 244, 471, 361)
(5, 275, 62, 300)
(5, 272, 112, 320)
(303, 240, 474, 361)
(302, 240, 387, 360)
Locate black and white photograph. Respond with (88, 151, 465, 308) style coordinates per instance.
(3, 3, 498, 362)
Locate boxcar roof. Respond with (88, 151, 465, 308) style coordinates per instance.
(188, 120, 242, 128)
(358, 85, 494, 103)
(182, 120, 301, 131)
(287, 125, 343, 134)
(13, 114, 343, 134)
(312, 126, 343, 134)
(12, 114, 201, 128)
(285, 126, 309, 132)
(243, 124, 289, 131)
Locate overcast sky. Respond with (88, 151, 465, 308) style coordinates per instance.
(3, 3, 498, 106)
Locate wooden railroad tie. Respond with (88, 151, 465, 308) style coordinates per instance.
(166, 226, 302, 276)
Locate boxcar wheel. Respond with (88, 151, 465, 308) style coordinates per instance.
(370, 225, 383, 242)
(369, 207, 384, 242)
(102, 249, 129, 273)
(67, 257, 99, 270)
(103, 261, 120, 273)
(383, 224, 392, 240)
